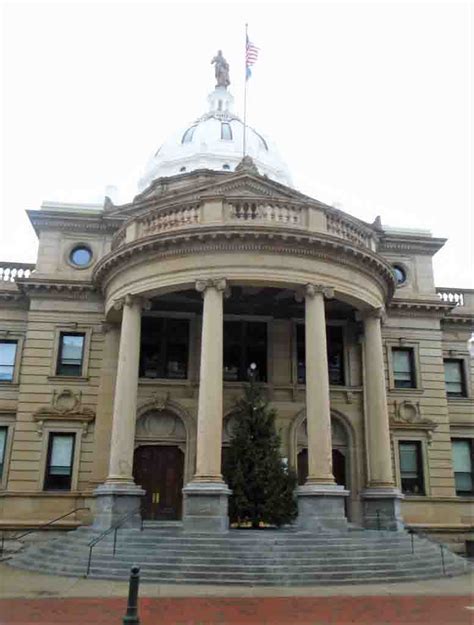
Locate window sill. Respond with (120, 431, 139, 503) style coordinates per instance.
(388, 388, 424, 395)
(47, 376, 89, 383)
(447, 396, 471, 402)
(0, 382, 19, 388)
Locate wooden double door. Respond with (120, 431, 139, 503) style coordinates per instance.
(133, 445, 184, 520)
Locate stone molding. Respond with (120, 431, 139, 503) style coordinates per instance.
(92, 227, 396, 304)
(356, 306, 387, 324)
(112, 293, 152, 311)
(16, 278, 97, 301)
(195, 278, 228, 295)
(33, 388, 95, 436)
(295, 284, 335, 303)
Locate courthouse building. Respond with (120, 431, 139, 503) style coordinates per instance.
(0, 61, 473, 549)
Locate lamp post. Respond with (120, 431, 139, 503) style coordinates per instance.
(247, 362, 257, 381)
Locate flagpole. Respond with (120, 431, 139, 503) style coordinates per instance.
(243, 22, 248, 158)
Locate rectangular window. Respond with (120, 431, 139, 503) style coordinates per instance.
(444, 359, 467, 397)
(452, 439, 473, 495)
(56, 333, 85, 376)
(44, 433, 75, 490)
(0, 426, 7, 479)
(0, 340, 18, 382)
(399, 441, 425, 495)
(223, 320, 267, 382)
(296, 325, 345, 385)
(140, 317, 189, 380)
(392, 348, 416, 389)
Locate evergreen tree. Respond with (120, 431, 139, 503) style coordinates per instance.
(223, 381, 298, 528)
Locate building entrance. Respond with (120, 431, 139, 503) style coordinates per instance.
(133, 445, 184, 520)
(297, 448, 346, 487)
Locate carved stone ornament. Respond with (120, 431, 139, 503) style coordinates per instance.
(113, 294, 152, 311)
(295, 284, 334, 303)
(135, 409, 186, 441)
(389, 400, 437, 444)
(195, 278, 230, 297)
(151, 390, 170, 412)
(33, 389, 95, 436)
(235, 155, 259, 176)
(356, 306, 387, 324)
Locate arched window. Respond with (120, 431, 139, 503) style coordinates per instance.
(221, 123, 232, 140)
(181, 126, 196, 144)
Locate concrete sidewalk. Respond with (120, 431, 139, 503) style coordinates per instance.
(0, 562, 472, 599)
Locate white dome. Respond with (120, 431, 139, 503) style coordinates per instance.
(138, 87, 292, 191)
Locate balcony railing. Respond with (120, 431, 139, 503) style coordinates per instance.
(0, 262, 35, 283)
(110, 200, 378, 253)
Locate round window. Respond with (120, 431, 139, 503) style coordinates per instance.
(392, 264, 406, 285)
(70, 246, 92, 267)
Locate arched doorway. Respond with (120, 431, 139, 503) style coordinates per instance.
(133, 409, 187, 520)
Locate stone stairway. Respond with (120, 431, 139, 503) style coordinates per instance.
(7, 524, 471, 586)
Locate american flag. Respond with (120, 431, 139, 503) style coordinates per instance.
(246, 35, 259, 80)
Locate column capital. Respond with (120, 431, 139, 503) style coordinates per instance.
(112, 294, 152, 311)
(356, 306, 386, 324)
(295, 284, 334, 303)
(195, 278, 230, 297)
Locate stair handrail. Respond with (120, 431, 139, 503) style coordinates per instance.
(86, 504, 143, 577)
(0, 507, 89, 557)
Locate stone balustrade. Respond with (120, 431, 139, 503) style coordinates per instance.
(437, 288, 474, 308)
(109, 200, 378, 252)
(227, 200, 303, 227)
(0, 262, 35, 282)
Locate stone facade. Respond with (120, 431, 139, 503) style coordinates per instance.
(0, 169, 472, 548)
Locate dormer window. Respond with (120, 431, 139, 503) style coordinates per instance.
(221, 123, 232, 140)
(182, 126, 196, 144)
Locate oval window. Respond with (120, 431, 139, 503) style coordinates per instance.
(70, 246, 92, 267)
(393, 265, 406, 285)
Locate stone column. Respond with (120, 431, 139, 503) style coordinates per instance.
(182, 278, 231, 533)
(297, 284, 348, 531)
(361, 308, 404, 530)
(93, 294, 148, 530)
(90, 323, 120, 485)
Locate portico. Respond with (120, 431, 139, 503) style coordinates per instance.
(93, 266, 401, 532)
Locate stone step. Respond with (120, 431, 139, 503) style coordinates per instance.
(9, 526, 469, 586)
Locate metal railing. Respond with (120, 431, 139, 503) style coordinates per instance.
(86, 507, 143, 577)
(373, 511, 450, 576)
(0, 507, 89, 557)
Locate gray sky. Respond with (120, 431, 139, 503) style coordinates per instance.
(1, 0, 472, 287)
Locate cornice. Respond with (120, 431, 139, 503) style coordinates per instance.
(379, 234, 446, 256)
(441, 314, 474, 327)
(27, 210, 124, 236)
(388, 297, 454, 317)
(17, 278, 99, 301)
(92, 225, 396, 301)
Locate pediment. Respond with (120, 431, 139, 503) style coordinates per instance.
(195, 173, 313, 203)
(109, 171, 324, 221)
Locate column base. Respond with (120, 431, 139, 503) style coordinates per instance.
(296, 484, 349, 531)
(361, 487, 405, 531)
(93, 482, 145, 530)
(182, 482, 231, 533)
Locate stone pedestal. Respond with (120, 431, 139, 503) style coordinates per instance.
(361, 488, 404, 531)
(93, 483, 145, 530)
(182, 483, 231, 533)
(297, 484, 349, 531)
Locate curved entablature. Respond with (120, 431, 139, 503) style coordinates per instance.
(92, 223, 397, 317)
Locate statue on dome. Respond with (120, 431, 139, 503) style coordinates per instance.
(211, 50, 230, 89)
